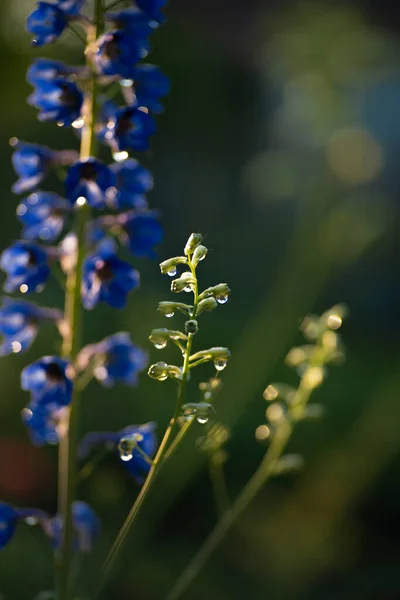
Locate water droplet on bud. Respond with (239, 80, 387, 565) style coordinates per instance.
(120, 452, 133, 462)
(167, 267, 177, 277)
(214, 358, 227, 371)
(184, 285, 193, 293)
(216, 295, 228, 305)
(154, 341, 167, 350)
(197, 416, 209, 425)
(165, 312, 174, 318)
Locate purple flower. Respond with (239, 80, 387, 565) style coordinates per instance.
(21, 356, 73, 407)
(17, 192, 71, 242)
(94, 30, 150, 79)
(65, 158, 117, 208)
(26, 2, 68, 46)
(131, 64, 170, 113)
(110, 158, 153, 210)
(28, 79, 83, 126)
(102, 105, 156, 152)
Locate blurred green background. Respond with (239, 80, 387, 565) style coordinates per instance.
(0, 0, 400, 598)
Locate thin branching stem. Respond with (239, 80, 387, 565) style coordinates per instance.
(98, 254, 200, 594)
(163, 340, 327, 600)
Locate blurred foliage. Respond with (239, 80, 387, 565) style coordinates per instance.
(0, 1, 400, 599)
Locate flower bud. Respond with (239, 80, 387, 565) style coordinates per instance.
(197, 297, 218, 316)
(189, 347, 230, 371)
(192, 245, 208, 267)
(171, 271, 196, 293)
(199, 283, 231, 304)
(158, 301, 193, 318)
(185, 319, 198, 335)
(184, 233, 202, 256)
(181, 402, 215, 424)
(159, 256, 187, 276)
(148, 361, 168, 381)
(149, 328, 169, 349)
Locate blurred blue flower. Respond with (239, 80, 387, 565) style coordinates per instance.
(17, 192, 71, 243)
(22, 402, 62, 445)
(26, 2, 68, 46)
(82, 240, 140, 309)
(78, 332, 148, 387)
(94, 30, 150, 79)
(79, 422, 157, 484)
(102, 105, 156, 152)
(0, 241, 50, 294)
(110, 158, 152, 210)
(132, 64, 170, 113)
(57, 0, 86, 15)
(11, 141, 53, 194)
(47, 501, 100, 553)
(118, 210, 163, 258)
(0, 298, 62, 356)
(65, 158, 117, 208)
(135, 0, 168, 24)
(27, 58, 78, 86)
(21, 356, 73, 407)
(28, 79, 83, 126)
(106, 8, 158, 35)
(0, 503, 16, 550)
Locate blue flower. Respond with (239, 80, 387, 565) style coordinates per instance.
(78, 422, 157, 485)
(11, 141, 52, 194)
(135, 0, 168, 24)
(47, 502, 100, 553)
(17, 192, 71, 243)
(0, 298, 62, 356)
(82, 240, 140, 309)
(22, 402, 62, 445)
(26, 2, 68, 46)
(78, 332, 148, 387)
(106, 8, 158, 35)
(56, 0, 86, 15)
(102, 105, 156, 152)
(0, 241, 50, 294)
(65, 158, 117, 208)
(0, 503, 17, 550)
(132, 64, 170, 113)
(27, 58, 77, 86)
(118, 210, 163, 258)
(110, 158, 152, 210)
(21, 356, 73, 407)
(28, 79, 83, 126)
(94, 30, 150, 79)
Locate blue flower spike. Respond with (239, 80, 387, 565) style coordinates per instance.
(11, 139, 78, 195)
(65, 158, 117, 208)
(0, 298, 62, 356)
(0, 241, 51, 294)
(21, 356, 73, 407)
(82, 240, 140, 309)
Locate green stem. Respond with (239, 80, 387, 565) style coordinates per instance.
(98, 255, 200, 595)
(56, 4, 104, 600)
(164, 345, 324, 600)
(208, 452, 230, 518)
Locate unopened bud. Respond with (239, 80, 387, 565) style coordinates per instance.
(148, 362, 169, 381)
(192, 245, 208, 267)
(197, 297, 218, 315)
(159, 256, 187, 276)
(184, 233, 202, 256)
(171, 272, 196, 293)
(158, 301, 192, 318)
(185, 320, 198, 334)
(199, 283, 231, 303)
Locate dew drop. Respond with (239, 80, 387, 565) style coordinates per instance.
(12, 341, 22, 354)
(113, 150, 129, 162)
(197, 416, 209, 425)
(20, 284, 28, 294)
(214, 358, 227, 371)
(167, 267, 177, 277)
(154, 341, 167, 350)
(120, 453, 133, 462)
(25, 516, 39, 526)
(158, 373, 168, 381)
(216, 295, 228, 305)
(165, 312, 174, 318)
(184, 285, 193, 293)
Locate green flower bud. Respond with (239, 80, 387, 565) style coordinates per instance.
(185, 320, 198, 334)
(197, 297, 218, 316)
(159, 256, 187, 276)
(184, 233, 202, 256)
(149, 328, 169, 349)
(189, 347, 230, 371)
(158, 301, 193, 318)
(181, 402, 215, 424)
(171, 272, 196, 293)
(148, 361, 169, 381)
(192, 245, 208, 267)
(198, 283, 231, 304)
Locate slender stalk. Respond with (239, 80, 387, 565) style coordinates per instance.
(164, 345, 326, 600)
(98, 256, 200, 594)
(56, 4, 104, 600)
(208, 452, 230, 518)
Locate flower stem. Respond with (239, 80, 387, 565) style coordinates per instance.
(208, 452, 230, 518)
(98, 256, 200, 595)
(163, 345, 325, 600)
(56, 3, 104, 600)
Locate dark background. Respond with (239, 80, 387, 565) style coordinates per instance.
(0, 0, 400, 598)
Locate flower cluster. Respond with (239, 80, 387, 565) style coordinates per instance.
(0, 0, 169, 553)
